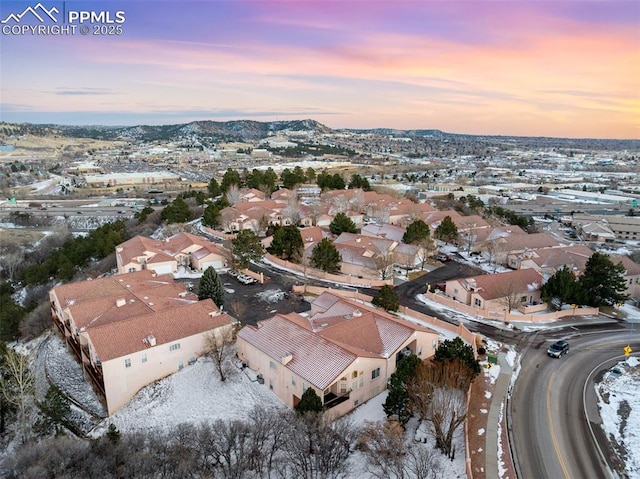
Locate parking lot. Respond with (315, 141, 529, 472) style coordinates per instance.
(186, 268, 311, 326)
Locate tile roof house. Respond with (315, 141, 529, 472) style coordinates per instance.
(445, 269, 544, 312)
(237, 292, 440, 417)
(509, 244, 594, 277)
(116, 232, 228, 275)
(50, 270, 235, 415)
(479, 232, 560, 266)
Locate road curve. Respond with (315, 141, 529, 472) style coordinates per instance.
(511, 332, 636, 479)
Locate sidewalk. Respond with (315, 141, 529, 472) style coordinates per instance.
(485, 351, 513, 479)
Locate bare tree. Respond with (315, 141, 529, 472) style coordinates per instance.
(358, 420, 408, 479)
(0, 250, 24, 281)
(226, 184, 241, 206)
(245, 406, 290, 478)
(498, 280, 523, 313)
(281, 413, 354, 479)
(0, 348, 35, 443)
(405, 446, 443, 479)
(283, 192, 301, 225)
(375, 250, 395, 280)
(229, 299, 247, 325)
(485, 238, 507, 272)
(349, 189, 365, 213)
(426, 386, 467, 459)
(204, 326, 237, 382)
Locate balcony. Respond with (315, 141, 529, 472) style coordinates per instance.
(323, 390, 350, 410)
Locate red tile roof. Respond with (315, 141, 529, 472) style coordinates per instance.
(88, 299, 233, 362)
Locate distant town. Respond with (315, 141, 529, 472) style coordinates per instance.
(0, 119, 638, 478)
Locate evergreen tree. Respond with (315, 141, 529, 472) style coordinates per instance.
(372, 285, 399, 312)
(435, 215, 458, 243)
(262, 168, 279, 194)
(231, 229, 264, 270)
(198, 267, 225, 307)
(402, 219, 430, 245)
(541, 266, 586, 309)
(434, 337, 481, 378)
(348, 174, 371, 191)
(221, 168, 242, 193)
(329, 212, 357, 235)
(160, 197, 192, 224)
(295, 387, 323, 415)
(579, 252, 629, 306)
(34, 385, 71, 436)
(106, 423, 121, 443)
(311, 238, 342, 273)
(207, 177, 221, 197)
(383, 354, 421, 425)
(267, 225, 304, 262)
(202, 203, 221, 228)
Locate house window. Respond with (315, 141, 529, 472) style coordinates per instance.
(270, 360, 277, 370)
(474, 298, 482, 307)
(124, 358, 131, 368)
(454, 288, 458, 296)
(178, 361, 184, 370)
(520, 296, 527, 303)
(371, 368, 381, 380)
(302, 382, 308, 392)
(291, 376, 297, 387)
(141, 353, 147, 364)
(417, 346, 423, 356)
(352, 371, 358, 379)
(169, 343, 181, 351)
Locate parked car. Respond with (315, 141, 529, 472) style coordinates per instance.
(436, 253, 451, 262)
(547, 340, 569, 358)
(237, 274, 256, 285)
(227, 269, 239, 277)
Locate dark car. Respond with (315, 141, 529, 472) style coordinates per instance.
(547, 340, 569, 358)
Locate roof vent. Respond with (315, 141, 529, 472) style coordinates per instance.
(116, 298, 126, 307)
(352, 309, 362, 317)
(320, 322, 329, 327)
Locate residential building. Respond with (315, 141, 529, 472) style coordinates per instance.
(445, 269, 543, 312)
(237, 292, 440, 417)
(116, 232, 228, 275)
(50, 270, 235, 414)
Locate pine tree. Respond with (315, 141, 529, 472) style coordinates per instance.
(579, 252, 629, 306)
(435, 215, 458, 244)
(329, 212, 357, 235)
(402, 219, 430, 245)
(232, 229, 264, 270)
(295, 387, 323, 414)
(372, 285, 399, 312)
(198, 267, 225, 307)
(541, 266, 586, 309)
(311, 238, 342, 273)
(383, 354, 421, 425)
(267, 225, 303, 262)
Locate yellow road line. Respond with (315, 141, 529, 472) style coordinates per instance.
(547, 371, 571, 479)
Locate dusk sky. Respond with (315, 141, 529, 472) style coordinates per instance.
(1, 0, 638, 138)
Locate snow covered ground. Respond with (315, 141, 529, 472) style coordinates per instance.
(38, 327, 468, 478)
(595, 356, 640, 478)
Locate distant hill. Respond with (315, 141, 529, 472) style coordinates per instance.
(0, 120, 637, 151)
(0, 119, 333, 144)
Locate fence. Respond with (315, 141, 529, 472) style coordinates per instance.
(424, 291, 598, 323)
(264, 253, 393, 288)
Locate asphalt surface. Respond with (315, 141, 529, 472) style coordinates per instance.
(510, 328, 636, 479)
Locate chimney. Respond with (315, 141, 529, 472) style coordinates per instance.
(116, 298, 126, 307)
(281, 353, 293, 365)
(146, 334, 156, 346)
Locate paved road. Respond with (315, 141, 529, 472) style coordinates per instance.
(511, 329, 636, 479)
